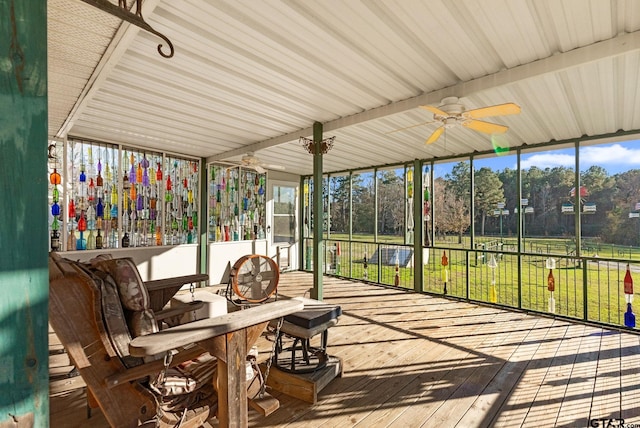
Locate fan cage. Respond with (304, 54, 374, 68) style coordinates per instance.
(230, 254, 279, 303)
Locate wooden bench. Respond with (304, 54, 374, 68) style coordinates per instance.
(49, 253, 302, 427)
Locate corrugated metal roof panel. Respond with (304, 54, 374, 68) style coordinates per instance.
(47, 0, 640, 176)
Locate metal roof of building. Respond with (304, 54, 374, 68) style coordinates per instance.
(48, 0, 640, 175)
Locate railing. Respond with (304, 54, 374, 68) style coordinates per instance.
(302, 237, 640, 331)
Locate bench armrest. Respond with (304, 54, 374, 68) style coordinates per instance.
(144, 273, 208, 293)
(105, 345, 205, 388)
(129, 299, 303, 357)
(155, 300, 205, 322)
(144, 273, 209, 313)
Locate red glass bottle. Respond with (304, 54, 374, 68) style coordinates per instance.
(88, 178, 96, 201)
(77, 210, 87, 232)
(68, 199, 76, 219)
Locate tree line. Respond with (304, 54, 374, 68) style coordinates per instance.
(326, 164, 640, 246)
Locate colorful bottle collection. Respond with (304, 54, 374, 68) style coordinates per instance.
(48, 139, 199, 251)
(207, 164, 266, 243)
(49, 164, 62, 251)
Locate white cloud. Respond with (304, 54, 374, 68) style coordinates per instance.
(520, 153, 575, 170)
(520, 142, 640, 173)
(580, 143, 640, 166)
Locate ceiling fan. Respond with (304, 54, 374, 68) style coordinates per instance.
(415, 97, 521, 145)
(237, 152, 285, 174)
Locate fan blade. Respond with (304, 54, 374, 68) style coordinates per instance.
(263, 164, 285, 171)
(236, 272, 253, 284)
(385, 121, 435, 134)
(465, 103, 521, 119)
(420, 105, 449, 117)
(260, 270, 275, 280)
(252, 256, 261, 274)
(463, 119, 508, 134)
(425, 126, 444, 145)
(255, 165, 266, 174)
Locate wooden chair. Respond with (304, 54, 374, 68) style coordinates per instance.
(48, 253, 302, 427)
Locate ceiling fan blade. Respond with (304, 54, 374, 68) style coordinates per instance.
(463, 119, 508, 134)
(255, 165, 266, 174)
(425, 126, 444, 145)
(420, 105, 449, 117)
(465, 103, 521, 119)
(385, 121, 435, 134)
(264, 164, 285, 171)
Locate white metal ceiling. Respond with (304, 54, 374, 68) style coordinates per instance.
(48, 0, 640, 175)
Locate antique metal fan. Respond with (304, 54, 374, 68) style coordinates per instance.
(229, 254, 279, 303)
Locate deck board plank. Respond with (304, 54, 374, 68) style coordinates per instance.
(553, 324, 603, 427)
(49, 271, 640, 428)
(620, 331, 640, 424)
(591, 330, 622, 423)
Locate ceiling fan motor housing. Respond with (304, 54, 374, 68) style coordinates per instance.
(440, 96, 466, 115)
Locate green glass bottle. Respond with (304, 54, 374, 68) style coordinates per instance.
(96, 229, 103, 249)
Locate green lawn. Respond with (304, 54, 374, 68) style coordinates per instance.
(310, 234, 640, 329)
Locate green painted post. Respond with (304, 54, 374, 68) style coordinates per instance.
(516, 149, 523, 309)
(413, 160, 423, 292)
(0, 0, 49, 425)
(467, 157, 474, 299)
(199, 158, 208, 277)
(312, 122, 324, 300)
(299, 175, 306, 270)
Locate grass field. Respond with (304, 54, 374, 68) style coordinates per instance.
(307, 234, 640, 329)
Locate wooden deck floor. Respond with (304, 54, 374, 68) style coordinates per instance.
(50, 272, 640, 427)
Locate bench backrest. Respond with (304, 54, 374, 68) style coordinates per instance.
(48, 253, 156, 427)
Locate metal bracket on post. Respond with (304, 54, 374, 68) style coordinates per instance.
(80, 0, 174, 58)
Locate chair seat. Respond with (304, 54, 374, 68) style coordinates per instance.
(283, 297, 342, 329)
(271, 297, 341, 374)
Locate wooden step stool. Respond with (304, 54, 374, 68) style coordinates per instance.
(263, 297, 343, 403)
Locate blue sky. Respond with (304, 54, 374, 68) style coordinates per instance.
(521, 141, 640, 174)
(434, 139, 640, 177)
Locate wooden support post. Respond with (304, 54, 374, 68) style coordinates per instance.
(0, 1, 49, 425)
(217, 330, 248, 428)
